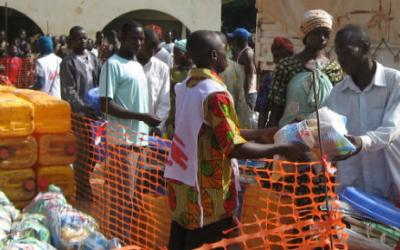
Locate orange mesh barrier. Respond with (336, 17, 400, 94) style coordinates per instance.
(0, 57, 36, 88)
(195, 163, 348, 250)
(70, 113, 347, 250)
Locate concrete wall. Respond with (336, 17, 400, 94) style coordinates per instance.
(0, 0, 222, 37)
(255, 0, 400, 71)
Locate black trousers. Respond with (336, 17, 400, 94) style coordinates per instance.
(71, 115, 96, 202)
(168, 217, 236, 250)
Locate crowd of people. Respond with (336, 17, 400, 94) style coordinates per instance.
(164, 9, 399, 249)
(0, 23, 266, 132)
(1, 8, 399, 250)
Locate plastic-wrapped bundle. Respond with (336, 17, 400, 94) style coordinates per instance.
(3, 206, 21, 223)
(0, 191, 12, 206)
(11, 214, 50, 243)
(4, 237, 56, 250)
(0, 191, 20, 222)
(81, 232, 121, 250)
(23, 185, 68, 215)
(0, 204, 22, 233)
(46, 205, 121, 250)
(0, 191, 21, 248)
(274, 119, 315, 149)
(0, 207, 13, 234)
(274, 107, 356, 161)
(0, 228, 7, 248)
(46, 204, 98, 249)
(307, 107, 356, 159)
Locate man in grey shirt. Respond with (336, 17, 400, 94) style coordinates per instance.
(61, 26, 100, 115)
(60, 26, 101, 202)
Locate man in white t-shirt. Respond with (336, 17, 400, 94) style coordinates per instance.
(137, 28, 170, 136)
(163, 31, 175, 55)
(31, 36, 62, 98)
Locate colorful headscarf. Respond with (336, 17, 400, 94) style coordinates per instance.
(174, 39, 187, 53)
(271, 37, 294, 54)
(300, 9, 333, 37)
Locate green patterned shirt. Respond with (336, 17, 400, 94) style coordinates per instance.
(267, 56, 343, 109)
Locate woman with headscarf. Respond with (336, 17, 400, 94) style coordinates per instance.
(266, 9, 343, 128)
(256, 37, 294, 128)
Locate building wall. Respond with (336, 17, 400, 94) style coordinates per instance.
(255, 0, 400, 71)
(0, 0, 221, 37)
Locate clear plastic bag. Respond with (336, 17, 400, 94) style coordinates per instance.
(0, 207, 12, 233)
(274, 107, 356, 161)
(23, 185, 68, 215)
(81, 232, 121, 250)
(11, 214, 50, 243)
(46, 205, 98, 249)
(4, 237, 56, 250)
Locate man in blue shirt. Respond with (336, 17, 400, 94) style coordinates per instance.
(99, 20, 161, 237)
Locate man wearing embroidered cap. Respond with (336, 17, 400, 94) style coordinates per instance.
(266, 9, 343, 128)
(174, 39, 187, 54)
(228, 27, 257, 112)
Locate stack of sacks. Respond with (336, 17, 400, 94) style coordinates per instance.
(5, 89, 76, 202)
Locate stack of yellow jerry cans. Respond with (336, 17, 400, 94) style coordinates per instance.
(0, 86, 76, 208)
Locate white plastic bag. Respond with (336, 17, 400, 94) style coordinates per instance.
(274, 107, 356, 161)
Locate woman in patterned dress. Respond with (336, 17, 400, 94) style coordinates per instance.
(266, 9, 343, 128)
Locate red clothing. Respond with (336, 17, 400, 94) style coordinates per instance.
(0, 75, 12, 86)
(0, 56, 22, 85)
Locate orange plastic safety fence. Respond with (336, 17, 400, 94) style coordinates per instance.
(0, 57, 36, 88)
(70, 114, 347, 250)
(195, 164, 348, 250)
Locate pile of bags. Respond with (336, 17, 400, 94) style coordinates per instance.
(0, 185, 120, 250)
(0, 189, 54, 249)
(274, 107, 357, 161)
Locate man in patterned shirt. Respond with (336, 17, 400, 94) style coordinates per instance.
(165, 30, 309, 250)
